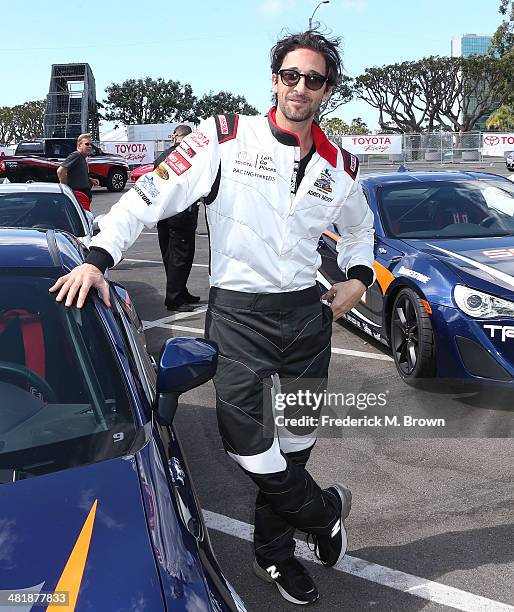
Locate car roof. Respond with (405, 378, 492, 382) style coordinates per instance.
(361, 170, 510, 187)
(0, 182, 68, 195)
(0, 227, 84, 273)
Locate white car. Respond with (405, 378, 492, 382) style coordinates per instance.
(0, 182, 94, 247)
(505, 151, 514, 171)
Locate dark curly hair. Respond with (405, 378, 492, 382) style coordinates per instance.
(270, 30, 343, 87)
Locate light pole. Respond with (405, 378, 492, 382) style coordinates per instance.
(308, 0, 329, 30)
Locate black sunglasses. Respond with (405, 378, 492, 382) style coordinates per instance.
(83, 142, 92, 146)
(278, 69, 328, 91)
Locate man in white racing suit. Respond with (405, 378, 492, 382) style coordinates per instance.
(51, 30, 375, 606)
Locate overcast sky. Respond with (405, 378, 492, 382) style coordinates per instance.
(1, 0, 504, 132)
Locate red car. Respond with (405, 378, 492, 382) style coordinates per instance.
(130, 164, 153, 182)
(0, 139, 129, 192)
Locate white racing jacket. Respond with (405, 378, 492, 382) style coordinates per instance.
(89, 108, 375, 292)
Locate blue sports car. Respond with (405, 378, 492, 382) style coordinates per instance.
(318, 170, 514, 386)
(0, 228, 246, 611)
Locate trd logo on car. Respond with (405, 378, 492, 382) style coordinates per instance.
(483, 248, 514, 259)
(483, 324, 514, 342)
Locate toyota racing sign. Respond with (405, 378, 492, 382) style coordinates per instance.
(340, 135, 402, 155)
(101, 141, 155, 165)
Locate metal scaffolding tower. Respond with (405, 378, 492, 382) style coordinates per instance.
(44, 63, 99, 140)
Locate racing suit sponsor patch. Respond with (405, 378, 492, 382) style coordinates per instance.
(314, 168, 334, 193)
(190, 131, 210, 148)
(165, 151, 192, 175)
(134, 184, 152, 206)
(179, 142, 196, 158)
(214, 113, 239, 143)
(218, 115, 229, 135)
(141, 174, 160, 197)
(154, 163, 169, 180)
(339, 147, 359, 180)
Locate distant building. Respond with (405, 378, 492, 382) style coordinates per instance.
(451, 34, 492, 58)
(451, 34, 498, 131)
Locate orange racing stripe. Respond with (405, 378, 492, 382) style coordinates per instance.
(47, 500, 98, 612)
(373, 261, 395, 295)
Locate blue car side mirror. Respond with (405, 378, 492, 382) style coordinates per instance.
(155, 337, 218, 425)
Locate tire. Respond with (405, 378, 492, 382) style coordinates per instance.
(390, 288, 436, 383)
(106, 168, 127, 192)
(24, 174, 38, 183)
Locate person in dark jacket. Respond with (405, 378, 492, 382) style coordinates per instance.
(155, 125, 200, 312)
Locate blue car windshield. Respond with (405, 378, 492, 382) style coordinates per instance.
(0, 192, 85, 237)
(0, 275, 137, 482)
(378, 180, 514, 238)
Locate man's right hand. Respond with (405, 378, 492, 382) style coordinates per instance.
(49, 263, 111, 309)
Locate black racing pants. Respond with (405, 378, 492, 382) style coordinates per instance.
(205, 285, 339, 563)
(157, 205, 199, 306)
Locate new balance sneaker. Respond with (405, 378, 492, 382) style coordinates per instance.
(253, 557, 319, 605)
(309, 483, 352, 567)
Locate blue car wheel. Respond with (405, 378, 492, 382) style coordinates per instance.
(390, 288, 436, 382)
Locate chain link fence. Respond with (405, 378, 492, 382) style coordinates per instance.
(98, 131, 512, 171)
(326, 131, 512, 169)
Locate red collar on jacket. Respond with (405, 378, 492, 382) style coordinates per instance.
(267, 107, 338, 168)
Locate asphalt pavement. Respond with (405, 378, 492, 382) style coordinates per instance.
(90, 164, 514, 612)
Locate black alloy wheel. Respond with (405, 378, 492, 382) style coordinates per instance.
(390, 288, 436, 382)
(107, 168, 127, 192)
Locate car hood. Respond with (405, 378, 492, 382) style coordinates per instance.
(0, 456, 165, 611)
(403, 236, 514, 298)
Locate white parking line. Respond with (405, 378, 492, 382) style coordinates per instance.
(332, 347, 393, 362)
(142, 306, 208, 330)
(144, 319, 394, 362)
(164, 324, 204, 334)
(203, 510, 514, 612)
(122, 258, 208, 268)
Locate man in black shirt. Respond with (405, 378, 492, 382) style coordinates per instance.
(57, 133, 99, 210)
(155, 124, 200, 312)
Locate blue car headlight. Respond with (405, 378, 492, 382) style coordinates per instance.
(454, 285, 514, 318)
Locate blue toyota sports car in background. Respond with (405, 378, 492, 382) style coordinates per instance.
(318, 170, 514, 386)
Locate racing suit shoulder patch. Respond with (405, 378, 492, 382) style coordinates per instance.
(339, 146, 359, 181)
(214, 113, 239, 144)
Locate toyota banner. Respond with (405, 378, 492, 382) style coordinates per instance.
(340, 135, 403, 155)
(101, 141, 155, 166)
(482, 133, 514, 156)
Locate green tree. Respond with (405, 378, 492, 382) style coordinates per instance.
(12, 100, 46, 141)
(103, 77, 197, 125)
(0, 107, 14, 144)
(321, 116, 370, 136)
(194, 91, 258, 122)
(491, 1, 514, 56)
(355, 56, 509, 133)
(486, 104, 514, 129)
(434, 55, 509, 132)
(0, 100, 45, 143)
(349, 117, 371, 134)
(355, 61, 425, 133)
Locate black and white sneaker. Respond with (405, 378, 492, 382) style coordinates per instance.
(309, 483, 352, 567)
(253, 557, 319, 605)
